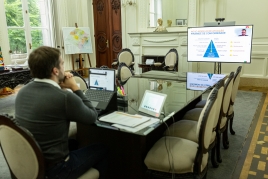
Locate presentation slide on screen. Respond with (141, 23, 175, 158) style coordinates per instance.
(89, 69, 114, 91)
(140, 93, 165, 113)
(188, 25, 253, 63)
(187, 72, 226, 91)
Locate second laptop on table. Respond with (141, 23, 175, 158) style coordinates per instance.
(84, 68, 117, 111)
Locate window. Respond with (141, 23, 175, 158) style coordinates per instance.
(149, 0, 162, 27)
(4, 0, 53, 64)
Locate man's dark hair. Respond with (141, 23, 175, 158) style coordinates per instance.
(242, 29, 246, 31)
(28, 46, 61, 79)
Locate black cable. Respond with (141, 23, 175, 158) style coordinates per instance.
(164, 114, 176, 178)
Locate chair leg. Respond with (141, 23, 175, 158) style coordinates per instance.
(145, 170, 152, 179)
(10, 170, 16, 179)
(222, 123, 229, 149)
(216, 132, 222, 163)
(202, 172, 207, 179)
(229, 113, 235, 135)
(211, 146, 219, 168)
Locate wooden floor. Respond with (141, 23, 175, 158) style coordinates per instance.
(239, 86, 268, 93)
(238, 86, 268, 179)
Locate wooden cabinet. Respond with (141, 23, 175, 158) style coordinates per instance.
(138, 55, 165, 73)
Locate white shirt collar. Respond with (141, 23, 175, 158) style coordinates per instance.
(34, 78, 61, 89)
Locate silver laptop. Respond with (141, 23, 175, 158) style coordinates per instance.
(138, 90, 167, 118)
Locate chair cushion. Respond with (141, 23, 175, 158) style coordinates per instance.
(165, 120, 198, 143)
(119, 51, 133, 67)
(120, 66, 133, 82)
(153, 62, 162, 66)
(195, 100, 206, 108)
(182, 108, 202, 121)
(165, 52, 177, 70)
(111, 61, 118, 66)
(73, 76, 87, 91)
(166, 120, 216, 144)
(0, 126, 39, 179)
(220, 116, 227, 129)
(144, 136, 208, 173)
(78, 168, 99, 179)
(68, 122, 77, 139)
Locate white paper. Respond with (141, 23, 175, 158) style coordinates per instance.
(112, 118, 160, 133)
(99, 112, 151, 127)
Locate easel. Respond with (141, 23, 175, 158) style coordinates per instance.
(71, 23, 92, 76)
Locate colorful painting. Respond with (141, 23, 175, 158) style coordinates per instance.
(62, 27, 93, 54)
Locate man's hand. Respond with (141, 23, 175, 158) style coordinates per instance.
(59, 72, 80, 92)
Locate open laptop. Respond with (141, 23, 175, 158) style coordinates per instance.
(85, 68, 117, 110)
(138, 90, 167, 118)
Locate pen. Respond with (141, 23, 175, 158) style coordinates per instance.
(120, 86, 125, 95)
(117, 87, 123, 95)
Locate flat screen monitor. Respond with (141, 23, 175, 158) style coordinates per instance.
(187, 25, 253, 63)
(88, 68, 115, 91)
(187, 72, 226, 91)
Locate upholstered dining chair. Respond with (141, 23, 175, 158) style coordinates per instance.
(111, 48, 135, 70)
(164, 79, 224, 168)
(117, 62, 135, 86)
(215, 72, 234, 162)
(153, 48, 178, 71)
(144, 93, 217, 179)
(0, 114, 99, 179)
(70, 70, 88, 91)
(184, 72, 234, 162)
(227, 66, 242, 135)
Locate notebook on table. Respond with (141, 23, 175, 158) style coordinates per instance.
(85, 68, 117, 110)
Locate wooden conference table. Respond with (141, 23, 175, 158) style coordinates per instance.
(76, 71, 206, 179)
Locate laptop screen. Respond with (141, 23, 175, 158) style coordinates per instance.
(138, 90, 167, 117)
(88, 68, 115, 91)
(187, 72, 226, 91)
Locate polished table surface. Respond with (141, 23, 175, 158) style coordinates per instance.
(76, 71, 207, 179)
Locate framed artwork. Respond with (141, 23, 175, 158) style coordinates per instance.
(176, 19, 187, 26)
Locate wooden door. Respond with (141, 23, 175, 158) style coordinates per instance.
(92, 0, 122, 68)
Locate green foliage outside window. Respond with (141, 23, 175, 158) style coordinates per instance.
(5, 0, 44, 54)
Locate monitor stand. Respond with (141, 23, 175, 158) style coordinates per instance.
(214, 62, 221, 74)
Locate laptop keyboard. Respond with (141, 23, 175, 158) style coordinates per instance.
(85, 89, 113, 102)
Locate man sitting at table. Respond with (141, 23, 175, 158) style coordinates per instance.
(15, 46, 108, 179)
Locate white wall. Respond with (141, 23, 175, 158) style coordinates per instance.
(196, 0, 268, 78)
(52, 0, 97, 71)
(122, 0, 268, 78)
